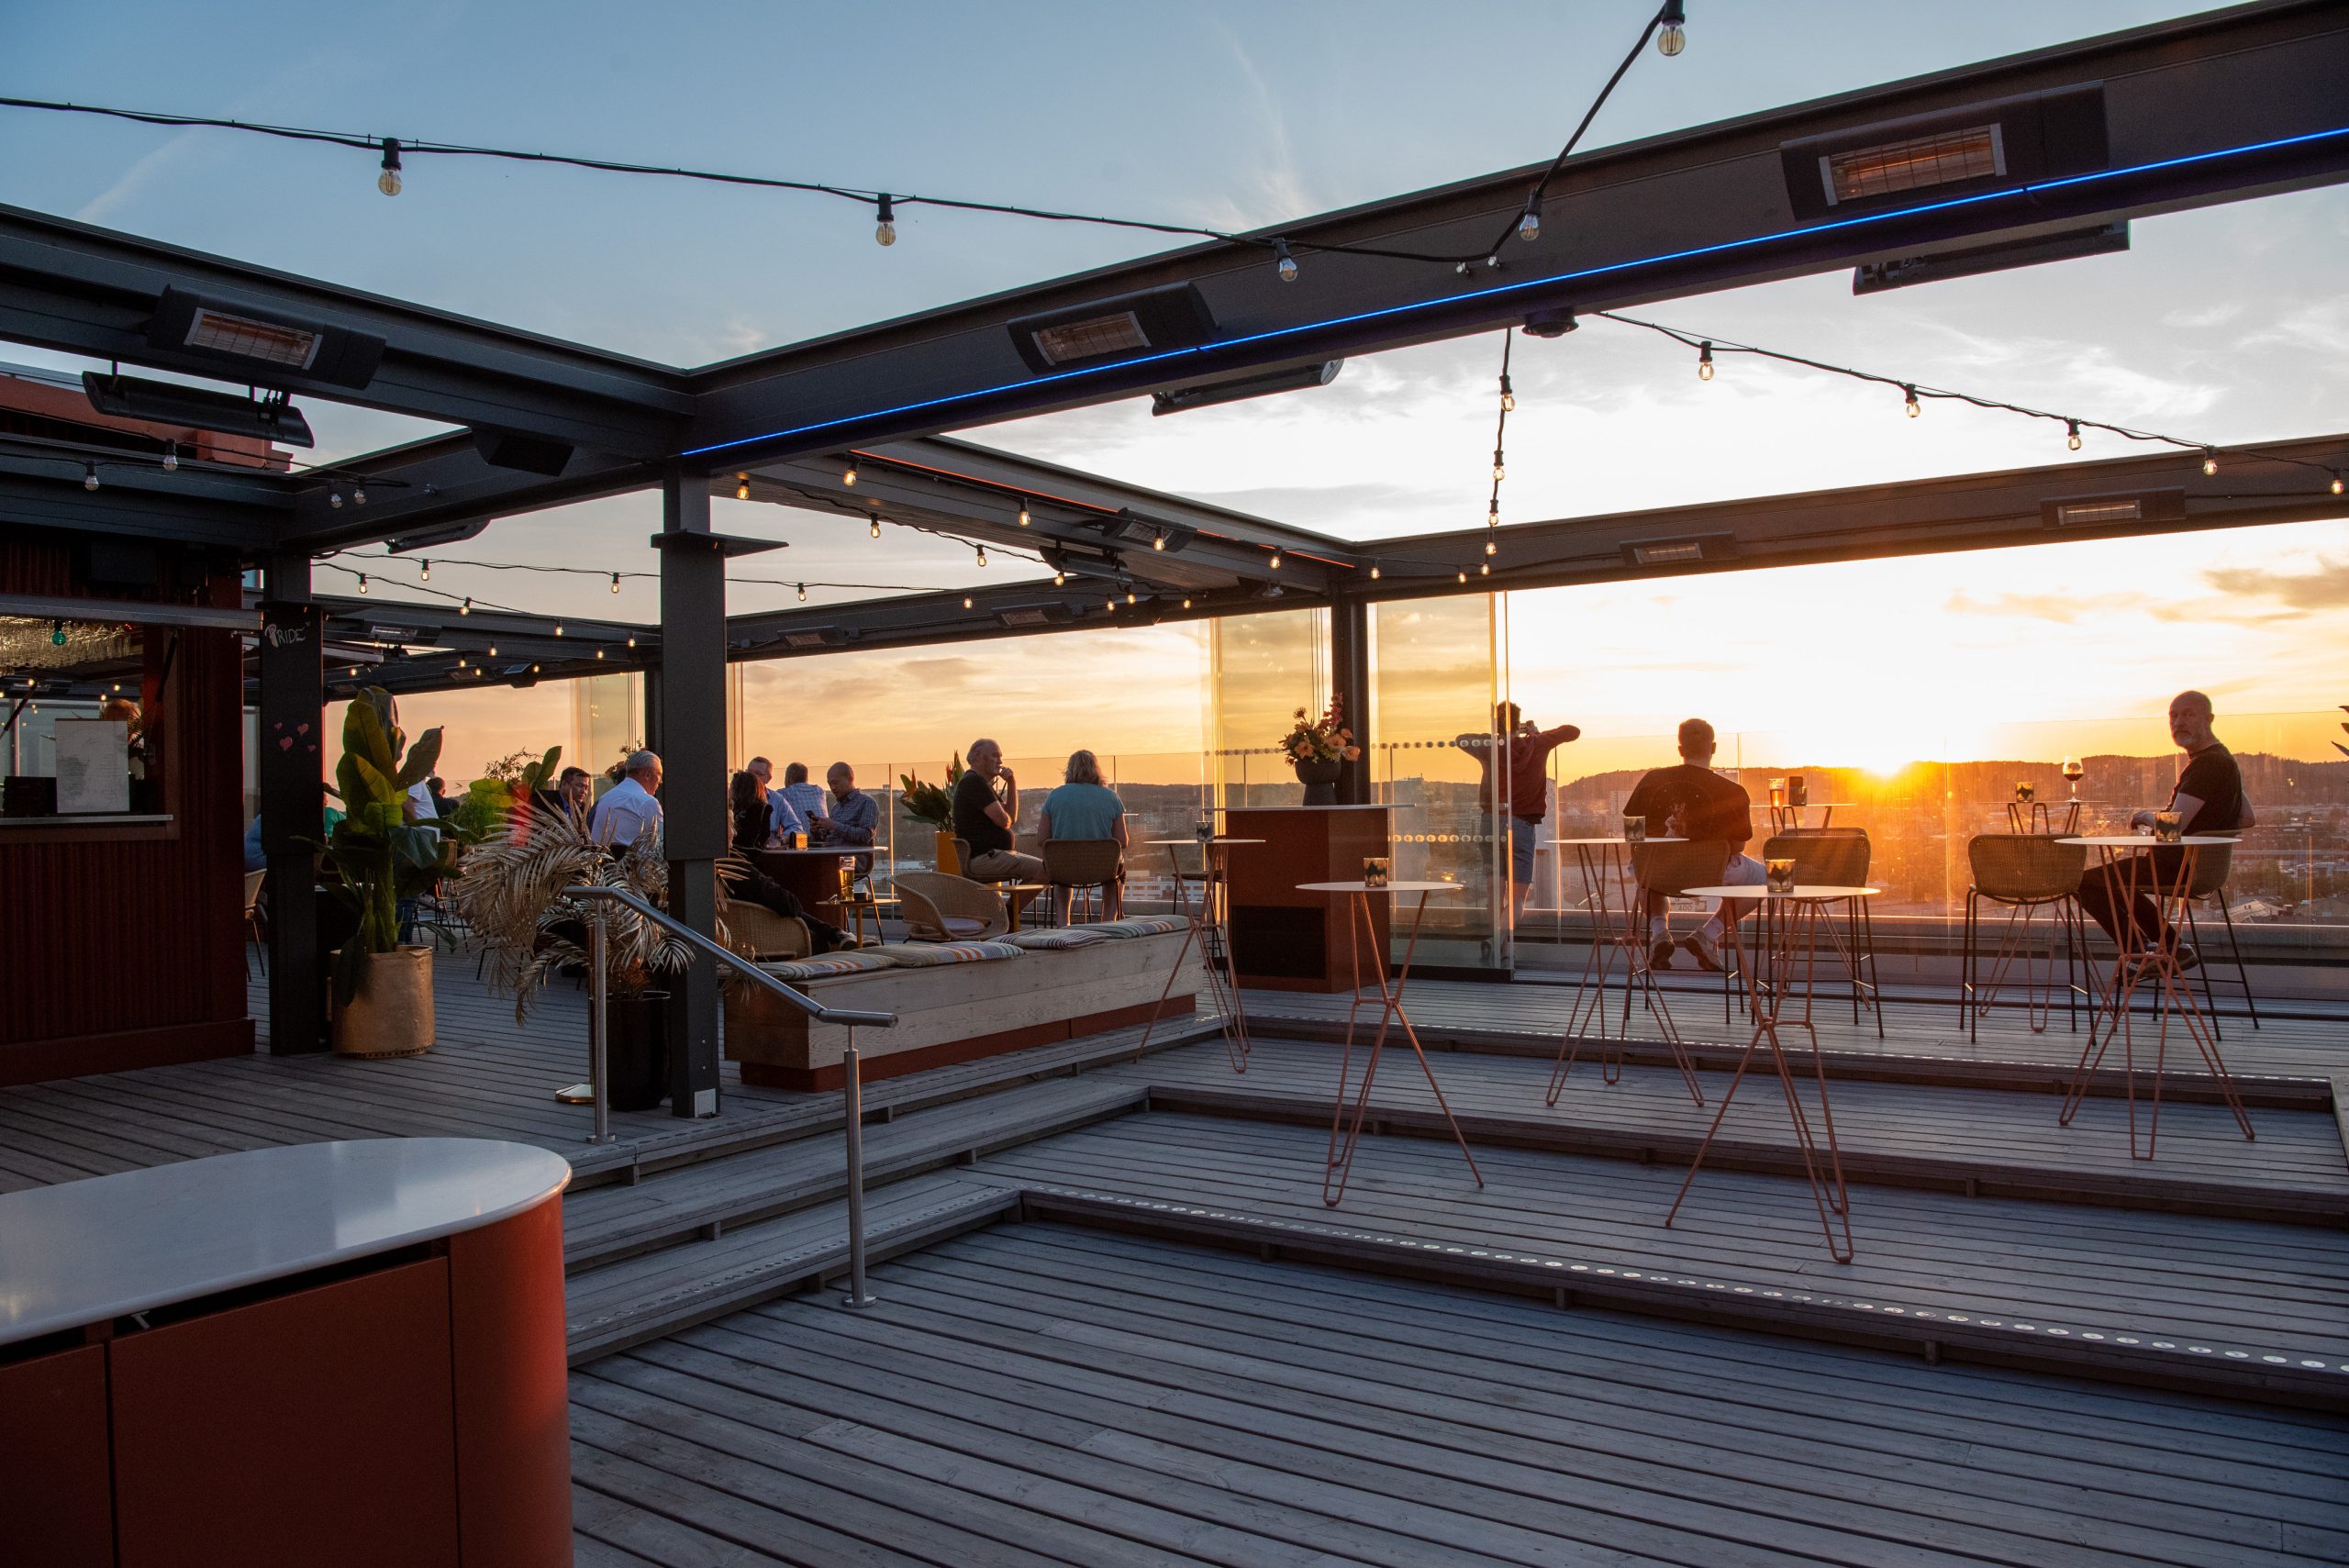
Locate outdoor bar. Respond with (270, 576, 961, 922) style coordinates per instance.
(3, 3, 2348, 1563)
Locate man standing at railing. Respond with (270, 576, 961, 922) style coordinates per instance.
(1455, 701, 1582, 929)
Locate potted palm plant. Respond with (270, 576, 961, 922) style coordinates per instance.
(320, 688, 456, 1056)
(898, 756, 965, 870)
(453, 806, 696, 1111)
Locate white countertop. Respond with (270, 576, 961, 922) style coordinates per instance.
(0, 1139, 571, 1347)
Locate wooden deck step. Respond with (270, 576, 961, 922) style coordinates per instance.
(570, 1221, 2349, 1568)
(1119, 1038, 2349, 1226)
(562, 1076, 1146, 1273)
(565, 1171, 1012, 1365)
(963, 1110, 2349, 1407)
(1243, 986, 2340, 1109)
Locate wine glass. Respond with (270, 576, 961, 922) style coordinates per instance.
(2061, 756, 2084, 801)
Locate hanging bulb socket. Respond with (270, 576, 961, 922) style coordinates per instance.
(1480, 562, 1490, 576)
(357, 573, 369, 595)
(1485, 538, 1497, 556)
(2066, 419, 2082, 451)
(1017, 499, 1030, 526)
(419, 559, 430, 581)
(2202, 447, 2219, 476)
(1516, 203, 1541, 244)
(1273, 239, 1298, 284)
(2332, 474, 2345, 496)
(1697, 341, 1714, 381)
(82, 462, 99, 491)
(842, 462, 858, 486)
(1498, 373, 1516, 413)
(1052, 571, 1066, 586)
(1456, 570, 1468, 584)
(1152, 530, 1167, 550)
(1902, 385, 1920, 418)
(377, 137, 403, 197)
(1267, 550, 1281, 570)
(796, 583, 807, 602)
(161, 440, 178, 473)
(975, 544, 987, 567)
(328, 489, 344, 508)
(1368, 562, 1381, 581)
(608, 572, 621, 593)
(1656, 1, 1687, 56)
(735, 473, 751, 500)
(1492, 449, 1507, 481)
(963, 595, 974, 609)
(50, 619, 68, 647)
(874, 195, 897, 247)
(869, 517, 881, 539)
(351, 487, 366, 506)
(460, 596, 472, 615)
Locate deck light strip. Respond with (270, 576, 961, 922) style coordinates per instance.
(682, 123, 2349, 462)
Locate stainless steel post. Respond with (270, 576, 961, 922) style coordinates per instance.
(841, 1028, 875, 1307)
(587, 908, 614, 1145)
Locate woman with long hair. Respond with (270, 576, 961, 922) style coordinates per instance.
(729, 768, 772, 851)
(1037, 749, 1128, 922)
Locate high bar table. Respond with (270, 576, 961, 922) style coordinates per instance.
(1137, 837, 1264, 1072)
(1297, 879, 1482, 1207)
(1547, 837, 1702, 1106)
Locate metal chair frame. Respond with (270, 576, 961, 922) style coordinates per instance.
(1762, 828, 1882, 1039)
(1958, 834, 2091, 1044)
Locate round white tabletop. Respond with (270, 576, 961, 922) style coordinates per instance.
(2059, 835, 2239, 848)
(0, 1138, 571, 1348)
(1297, 880, 1463, 895)
(1551, 836, 1687, 846)
(1144, 838, 1266, 846)
(1684, 884, 1880, 899)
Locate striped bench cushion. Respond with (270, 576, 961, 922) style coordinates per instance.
(1074, 916, 1190, 940)
(1004, 928, 1111, 951)
(862, 940, 1025, 968)
(759, 951, 898, 982)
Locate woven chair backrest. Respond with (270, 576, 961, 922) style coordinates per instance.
(1967, 834, 2086, 903)
(1762, 828, 1870, 885)
(1043, 839, 1122, 885)
(1631, 838, 1732, 896)
(2188, 840, 2234, 899)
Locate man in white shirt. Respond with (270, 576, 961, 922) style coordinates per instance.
(590, 751, 664, 847)
(780, 762, 830, 830)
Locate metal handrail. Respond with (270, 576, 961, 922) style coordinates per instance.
(563, 884, 896, 1307)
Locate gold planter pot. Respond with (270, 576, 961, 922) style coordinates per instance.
(332, 943, 437, 1058)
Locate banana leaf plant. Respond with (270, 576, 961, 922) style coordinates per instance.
(319, 688, 466, 1005)
(896, 756, 963, 828)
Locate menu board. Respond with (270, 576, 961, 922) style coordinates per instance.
(52, 718, 130, 815)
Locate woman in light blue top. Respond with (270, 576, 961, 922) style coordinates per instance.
(1038, 750, 1128, 920)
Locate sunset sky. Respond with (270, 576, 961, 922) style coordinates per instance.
(6, 2, 2344, 784)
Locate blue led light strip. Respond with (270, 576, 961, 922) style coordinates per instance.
(683, 123, 2349, 461)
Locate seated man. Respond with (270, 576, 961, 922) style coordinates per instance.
(1622, 717, 1761, 973)
(953, 737, 1043, 884)
(746, 756, 808, 844)
(2074, 689, 2253, 971)
(1037, 748, 1129, 922)
(554, 765, 595, 825)
(780, 762, 830, 830)
(813, 762, 878, 846)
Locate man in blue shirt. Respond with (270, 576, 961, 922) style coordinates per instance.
(814, 762, 879, 846)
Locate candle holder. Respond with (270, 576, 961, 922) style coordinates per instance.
(1362, 856, 1390, 888)
(1621, 813, 1646, 844)
(2153, 810, 2183, 844)
(1765, 857, 1798, 894)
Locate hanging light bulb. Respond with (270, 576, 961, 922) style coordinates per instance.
(735, 473, 751, 501)
(1697, 341, 1714, 381)
(975, 543, 987, 568)
(1487, 502, 1500, 528)
(1106, 595, 1117, 611)
(1517, 203, 1541, 243)
(596, 648, 606, 660)
(377, 137, 403, 196)
(1127, 589, 1137, 605)
(50, 620, 67, 647)
(1182, 596, 1192, 609)
(842, 462, 858, 486)
(351, 487, 366, 506)
(460, 596, 472, 615)
(1480, 562, 1490, 576)
(1656, 2, 1687, 57)
(1368, 562, 1381, 581)
(487, 643, 498, 656)
(530, 663, 540, 674)
(1017, 499, 1030, 526)
(627, 636, 637, 648)
(608, 572, 621, 594)
(1274, 239, 1298, 284)
(869, 517, 881, 539)
(963, 595, 974, 609)
(2066, 419, 2082, 451)
(2332, 474, 2345, 496)
(1485, 538, 1497, 556)
(1902, 385, 1920, 418)
(1456, 570, 1468, 584)
(346, 667, 357, 679)
(1499, 373, 1516, 413)
(83, 462, 99, 491)
(1268, 550, 1282, 570)
(328, 490, 344, 508)
(2202, 448, 2219, 476)
(1052, 570, 1066, 586)
(357, 573, 369, 595)
(161, 440, 179, 473)
(874, 195, 897, 246)
(419, 559, 431, 581)
(1152, 530, 1167, 550)
(1492, 449, 1506, 481)
(796, 583, 807, 602)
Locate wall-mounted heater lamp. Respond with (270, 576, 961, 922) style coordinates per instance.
(1152, 360, 1342, 416)
(81, 372, 316, 448)
(1007, 283, 1218, 373)
(782, 628, 851, 650)
(2042, 489, 2184, 529)
(1620, 533, 1735, 569)
(145, 286, 385, 389)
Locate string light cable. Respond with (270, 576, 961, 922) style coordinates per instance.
(0, 6, 1686, 276)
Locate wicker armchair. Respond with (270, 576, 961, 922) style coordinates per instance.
(719, 900, 813, 962)
(1961, 833, 2088, 1042)
(1041, 839, 1124, 924)
(896, 870, 1010, 942)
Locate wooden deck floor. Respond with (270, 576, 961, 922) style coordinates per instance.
(569, 1221, 2349, 1568)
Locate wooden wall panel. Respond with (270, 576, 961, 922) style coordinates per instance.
(0, 1343, 116, 1568)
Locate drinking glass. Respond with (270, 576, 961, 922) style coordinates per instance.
(1621, 813, 1646, 844)
(2153, 810, 2182, 844)
(1768, 777, 1787, 809)
(1787, 774, 1808, 808)
(1765, 857, 1798, 894)
(1362, 856, 1390, 888)
(2015, 781, 2035, 804)
(2062, 757, 2084, 799)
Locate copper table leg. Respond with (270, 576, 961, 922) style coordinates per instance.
(1324, 891, 1485, 1207)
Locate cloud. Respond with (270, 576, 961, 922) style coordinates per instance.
(1188, 17, 1313, 230)
(2161, 301, 2246, 329)
(1943, 588, 2154, 623)
(2200, 557, 2349, 612)
(74, 129, 201, 224)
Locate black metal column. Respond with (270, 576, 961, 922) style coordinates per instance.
(657, 466, 725, 1118)
(258, 552, 326, 1054)
(1330, 595, 1372, 806)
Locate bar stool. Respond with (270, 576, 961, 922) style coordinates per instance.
(1762, 828, 1882, 1036)
(1960, 834, 2089, 1043)
(1630, 838, 1739, 1022)
(1041, 839, 1123, 924)
(2179, 840, 2259, 1038)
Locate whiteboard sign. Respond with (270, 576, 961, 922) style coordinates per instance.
(52, 718, 130, 815)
